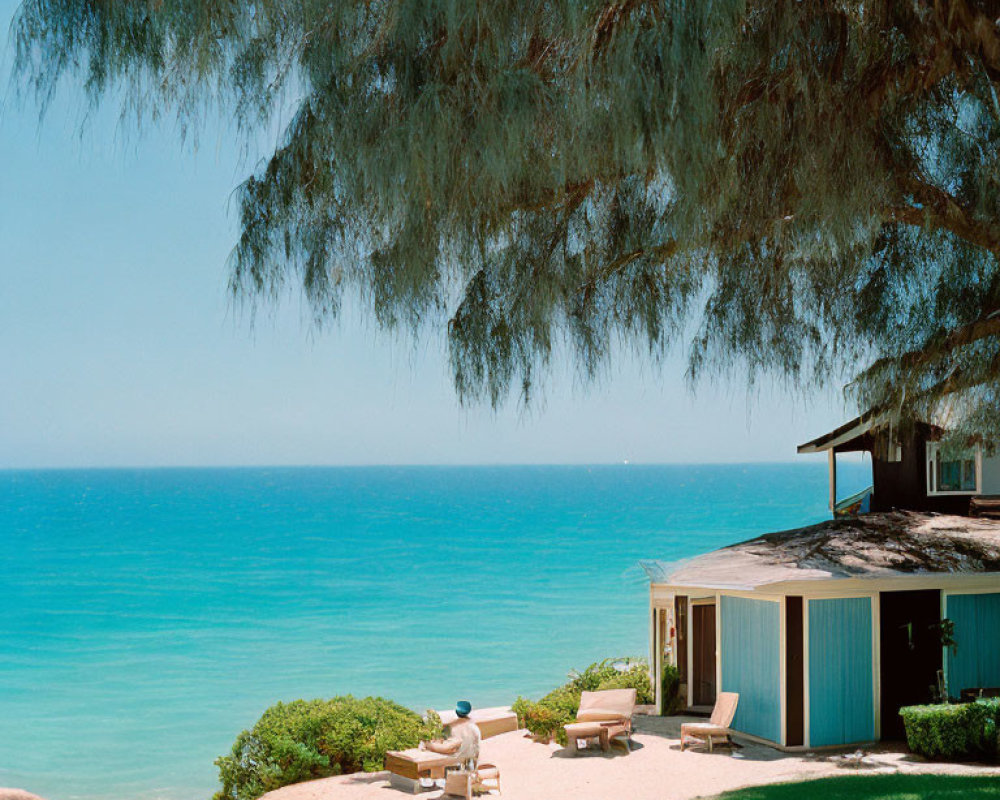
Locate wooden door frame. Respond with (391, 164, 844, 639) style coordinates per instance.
(690, 599, 718, 707)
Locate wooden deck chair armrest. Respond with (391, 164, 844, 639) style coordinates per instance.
(598, 717, 631, 730)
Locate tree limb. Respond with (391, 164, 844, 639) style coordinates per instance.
(889, 174, 1000, 255)
(860, 310, 1000, 383)
(577, 241, 679, 306)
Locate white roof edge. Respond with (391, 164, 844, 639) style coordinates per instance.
(650, 581, 760, 592)
(649, 569, 1000, 593)
(797, 413, 886, 453)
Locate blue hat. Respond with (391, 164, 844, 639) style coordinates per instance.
(455, 700, 472, 718)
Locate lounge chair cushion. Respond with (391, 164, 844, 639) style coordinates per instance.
(576, 707, 627, 723)
(577, 688, 637, 721)
(682, 722, 729, 734)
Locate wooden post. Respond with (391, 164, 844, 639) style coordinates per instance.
(828, 449, 837, 511)
(652, 604, 661, 713)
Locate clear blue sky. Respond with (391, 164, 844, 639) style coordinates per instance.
(0, 2, 859, 468)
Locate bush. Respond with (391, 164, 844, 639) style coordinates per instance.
(900, 700, 1000, 762)
(661, 663, 682, 715)
(511, 696, 569, 743)
(986, 698, 1000, 742)
(595, 662, 655, 701)
(513, 658, 653, 745)
(212, 696, 442, 800)
(565, 658, 654, 703)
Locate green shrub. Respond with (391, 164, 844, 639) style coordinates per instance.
(661, 663, 682, 716)
(900, 700, 999, 762)
(980, 698, 1000, 756)
(212, 696, 442, 800)
(596, 663, 655, 702)
(512, 696, 570, 743)
(565, 658, 654, 703)
(513, 657, 653, 745)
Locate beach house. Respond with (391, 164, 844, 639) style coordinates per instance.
(644, 413, 1000, 748)
(798, 410, 1000, 517)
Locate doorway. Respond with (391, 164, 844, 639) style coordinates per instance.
(879, 590, 942, 739)
(692, 603, 717, 707)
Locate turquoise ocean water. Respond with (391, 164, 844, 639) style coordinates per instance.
(0, 463, 868, 800)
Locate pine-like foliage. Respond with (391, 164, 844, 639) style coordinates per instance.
(12, 1, 1000, 433)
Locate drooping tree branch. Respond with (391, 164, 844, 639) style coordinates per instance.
(14, 0, 1000, 425)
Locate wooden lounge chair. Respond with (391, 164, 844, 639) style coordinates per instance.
(680, 692, 739, 752)
(563, 688, 637, 754)
(442, 764, 501, 798)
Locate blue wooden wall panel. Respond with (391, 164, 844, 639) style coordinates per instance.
(947, 592, 1000, 696)
(808, 597, 874, 747)
(720, 595, 781, 743)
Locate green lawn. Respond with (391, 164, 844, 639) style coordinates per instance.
(711, 775, 1000, 800)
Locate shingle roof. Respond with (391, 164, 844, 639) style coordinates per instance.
(640, 511, 1000, 589)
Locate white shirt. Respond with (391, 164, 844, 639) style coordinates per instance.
(450, 718, 481, 766)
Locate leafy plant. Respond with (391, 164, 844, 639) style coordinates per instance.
(212, 696, 441, 800)
(511, 697, 568, 743)
(567, 657, 654, 703)
(661, 664, 682, 716)
(900, 700, 999, 762)
(931, 618, 958, 656)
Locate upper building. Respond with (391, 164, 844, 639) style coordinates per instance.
(798, 412, 1000, 517)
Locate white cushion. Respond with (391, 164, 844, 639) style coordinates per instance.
(576, 708, 625, 723)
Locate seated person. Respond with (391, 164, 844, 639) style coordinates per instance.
(421, 700, 481, 769)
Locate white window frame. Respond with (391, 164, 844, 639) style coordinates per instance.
(926, 442, 982, 496)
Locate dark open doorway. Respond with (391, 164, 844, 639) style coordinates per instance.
(879, 590, 942, 740)
(692, 603, 717, 707)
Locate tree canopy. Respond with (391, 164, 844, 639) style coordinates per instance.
(11, 0, 1000, 435)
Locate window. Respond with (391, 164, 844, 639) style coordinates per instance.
(926, 443, 981, 495)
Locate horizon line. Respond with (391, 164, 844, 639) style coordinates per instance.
(0, 457, 868, 472)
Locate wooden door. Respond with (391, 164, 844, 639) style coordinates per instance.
(692, 604, 717, 706)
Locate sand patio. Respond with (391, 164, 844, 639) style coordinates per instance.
(259, 714, 1000, 800)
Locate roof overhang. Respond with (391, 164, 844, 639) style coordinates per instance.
(797, 412, 884, 453)
(648, 571, 1000, 596)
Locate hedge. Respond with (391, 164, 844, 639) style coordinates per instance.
(900, 699, 1000, 762)
(211, 696, 442, 800)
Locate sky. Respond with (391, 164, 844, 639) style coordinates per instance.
(0, 3, 861, 469)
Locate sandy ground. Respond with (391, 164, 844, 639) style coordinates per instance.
(260, 715, 1000, 800)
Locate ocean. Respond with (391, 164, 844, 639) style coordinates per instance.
(0, 463, 868, 800)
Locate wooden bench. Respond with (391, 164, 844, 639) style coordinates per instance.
(436, 706, 518, 739)
(384, 748, 461, 794)
(960, 687, 1000, 702)
(969, 496, 1000, 518)
(385, 707, 516, 793)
